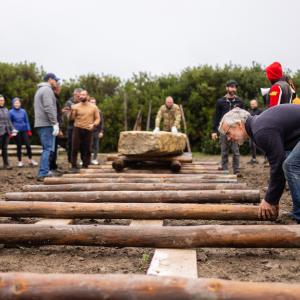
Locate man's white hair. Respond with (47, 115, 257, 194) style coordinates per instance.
(218, 107, 250, 134)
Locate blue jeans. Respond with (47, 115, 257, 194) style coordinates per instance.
(37, 126, 54, 177)
(283, 140, 300, 222)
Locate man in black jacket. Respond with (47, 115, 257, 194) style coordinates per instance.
(62, 88, 82, 163)
(212, 80, 244, 174)
(218, 105, 300, 223)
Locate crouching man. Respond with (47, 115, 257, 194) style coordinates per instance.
(218, 105, 300, 223)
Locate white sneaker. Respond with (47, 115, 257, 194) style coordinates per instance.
(28, 159, 38, 166)
(91, 159, 99, 165)
(79, 161, 83, 166)
(17, 161, 24, 168)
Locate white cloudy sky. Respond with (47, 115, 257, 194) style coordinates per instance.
(1, 0, 299, 79)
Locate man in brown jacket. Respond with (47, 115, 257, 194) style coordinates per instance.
(70, 90, 100, 171)
(154, 96, 181, 133)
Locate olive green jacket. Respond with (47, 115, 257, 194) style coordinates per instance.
(155, 104, 181, 131)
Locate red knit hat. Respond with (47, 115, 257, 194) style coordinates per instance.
(265, 62, 283, 81)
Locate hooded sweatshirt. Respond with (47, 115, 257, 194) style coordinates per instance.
(9, 98, 31, 132)
(0, 105, 14, 136)
(34, 82, 57, 127)
(265, 62, 292, 107)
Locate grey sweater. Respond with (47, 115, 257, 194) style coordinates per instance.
(0, 106, 14, 136)
(34, 82, 57, 127)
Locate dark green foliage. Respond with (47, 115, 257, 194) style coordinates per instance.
(0, 61, 299, 153)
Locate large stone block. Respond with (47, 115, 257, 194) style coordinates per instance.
(118, 131, 187, 156)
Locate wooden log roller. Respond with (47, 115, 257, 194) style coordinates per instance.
(0, 272, 300, 300)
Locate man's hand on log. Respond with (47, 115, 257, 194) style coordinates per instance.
(211, 133, 218, 141)
(258, 199, 279, 220)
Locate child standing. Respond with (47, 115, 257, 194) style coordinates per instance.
(9, 97, 38, 167)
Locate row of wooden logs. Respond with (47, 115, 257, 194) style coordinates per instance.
(2, 160, 300, 299)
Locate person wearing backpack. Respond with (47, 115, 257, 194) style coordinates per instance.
(265, 62, 294, 107)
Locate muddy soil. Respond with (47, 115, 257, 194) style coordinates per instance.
(0, 154, 299, 282)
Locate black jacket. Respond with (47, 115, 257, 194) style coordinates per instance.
(248, 107, 263, 117)
(245, 104, 300, 204)
(213, 96, 244, 133)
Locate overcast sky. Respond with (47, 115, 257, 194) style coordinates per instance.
(1, 0, 299, 80)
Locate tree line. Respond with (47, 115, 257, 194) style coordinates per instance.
(0, 61, 299, 153)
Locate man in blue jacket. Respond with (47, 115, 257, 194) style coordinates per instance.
(9, 97, 38, 167)
(218, 105, 300, 223)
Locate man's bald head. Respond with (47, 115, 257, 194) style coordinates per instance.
(165, 96, 174, 108)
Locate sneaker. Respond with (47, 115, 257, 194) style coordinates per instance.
(247, 158, 258, 164)
(36, 172, 53, 182)
(91, 159, 99, 165)
(218, 166, 228, 171)
(51, 169, 63, 176)
(79, 161, 83, 166)
(28, 159, 38, 167)
(36, 176, 46, 182)
(234, 171, 243, 178)
(17, 161, 24, 168)
(69, 168, 80, 174)
(3, 165, 13, 170)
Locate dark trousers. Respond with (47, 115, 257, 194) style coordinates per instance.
(220, 133, 240, 173)
(249, 139, 257, 159)
(0, 133, 9, 166)
(14, 131, 32, 161)
(71, 127, 92, 168)
(49, 137, 58, 171)
(67, 127, 73, 163)
(92, 131, 100, 160)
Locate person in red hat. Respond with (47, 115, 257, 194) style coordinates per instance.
(265, 62, 293, 107)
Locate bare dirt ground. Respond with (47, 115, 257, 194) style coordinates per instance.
(0, 154, 299, 282)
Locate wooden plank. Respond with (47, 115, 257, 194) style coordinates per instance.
(147, 249, 197, 278)
(130, 220, 197, 279)
(35, 219, 74, 225)
(130, 220, 163, 227)
(106, 153, 193, 163)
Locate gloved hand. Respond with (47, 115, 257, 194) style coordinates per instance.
(52, 123, 60, 136)
(98, 132, 104, 139)
(11, 129, 18, 137)
(27, 130, 32, 137)
(171, 126, 178, 133)
(153, 127, 160, 133)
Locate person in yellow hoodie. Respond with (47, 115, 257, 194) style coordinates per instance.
(154, 96, 181, 133)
